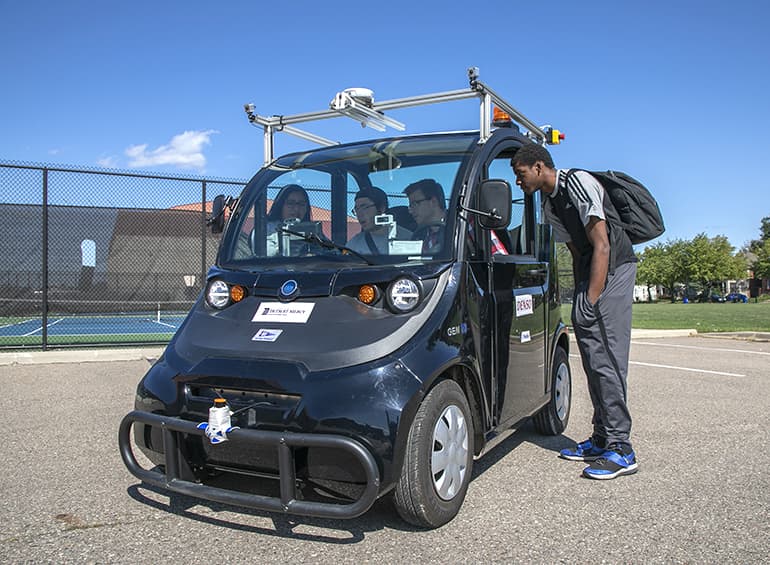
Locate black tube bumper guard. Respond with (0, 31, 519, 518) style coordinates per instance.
(119, 410, 381, 519)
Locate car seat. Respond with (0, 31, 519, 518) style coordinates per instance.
(387, 205, 417, 232)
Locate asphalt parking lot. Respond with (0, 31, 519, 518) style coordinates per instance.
(1, 335, 768, 564)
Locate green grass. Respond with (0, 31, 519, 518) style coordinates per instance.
(561, 301, 770, 333)
(0, 333, 173, 348)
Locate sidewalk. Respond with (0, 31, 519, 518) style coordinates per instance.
(0, 346, 165, 366)
(0, 328, 702, 366)
(4, 329, 768, 366)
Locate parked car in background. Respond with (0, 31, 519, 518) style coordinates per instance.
(725, 292, 748, 303)
(697, 291, 725, 303)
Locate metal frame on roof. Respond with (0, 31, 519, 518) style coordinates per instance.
(244, 67, 551, 166)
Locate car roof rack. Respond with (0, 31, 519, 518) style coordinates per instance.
(244, 67, 562, 166)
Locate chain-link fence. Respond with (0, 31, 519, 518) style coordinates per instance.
(0, 161, 246, 350)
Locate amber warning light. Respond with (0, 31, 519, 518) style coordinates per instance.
(492, 107, 513, 128)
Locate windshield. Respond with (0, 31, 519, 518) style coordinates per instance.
(218, 133, 478, 269)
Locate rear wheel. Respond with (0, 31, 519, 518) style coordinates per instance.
(533, 345, 571, 435)
(393, 380, 474, 528)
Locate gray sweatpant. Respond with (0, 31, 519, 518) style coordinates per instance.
(571, 261, 637, 446)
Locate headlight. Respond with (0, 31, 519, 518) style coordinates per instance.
(387, 277, 421, 313)
(205, 279, 246, 309)
(206, 280, 231, 309)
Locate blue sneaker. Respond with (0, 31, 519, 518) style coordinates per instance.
(582, 446, 639, 480)
(559, 437, 606, 461)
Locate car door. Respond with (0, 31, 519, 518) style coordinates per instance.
(482, 148, 549, 426)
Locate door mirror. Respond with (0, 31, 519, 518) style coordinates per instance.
(209, 194, 226, 234)
(478, 179, 512, 229)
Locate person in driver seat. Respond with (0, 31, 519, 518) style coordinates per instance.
(265, 184, 312, 256)
(405, 179, 446, 253)
(346, 187, 412, 255)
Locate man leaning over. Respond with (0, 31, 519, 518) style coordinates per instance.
(511, 143, 639, 480)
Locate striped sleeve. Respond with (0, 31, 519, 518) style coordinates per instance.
(566, 170, 605, 226)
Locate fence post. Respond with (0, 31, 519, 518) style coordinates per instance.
(201, 180, 207, 289)
(42, 168, 49, 350)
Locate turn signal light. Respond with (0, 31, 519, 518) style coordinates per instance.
(358, 284, 378, 305)
(230, 284, 246, 303)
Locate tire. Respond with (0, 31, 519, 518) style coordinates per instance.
(393, 379, 474, 528)
(533, 345, 571, 435)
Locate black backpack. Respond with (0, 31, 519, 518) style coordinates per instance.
(567, 169, 665, 245)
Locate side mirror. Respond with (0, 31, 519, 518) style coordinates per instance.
(477, 179, 512, 229)
(208, 194, 226, 234)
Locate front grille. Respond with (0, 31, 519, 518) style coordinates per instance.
(185, 384, 301, 428)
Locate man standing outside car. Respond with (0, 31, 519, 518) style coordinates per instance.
(511, 143, 639, 480)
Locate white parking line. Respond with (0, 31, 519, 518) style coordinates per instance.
(632, 341, 770, 356)
(22, 318, 63, 337)
(569, 354, 745, 378)
(629, 360, 745, 377)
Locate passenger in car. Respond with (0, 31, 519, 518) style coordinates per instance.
(266, 184, 312, 256)
(405, 179, 447, 254)
(346, 187, 412, 255)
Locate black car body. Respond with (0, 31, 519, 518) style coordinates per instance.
(119, 74, 572, 528)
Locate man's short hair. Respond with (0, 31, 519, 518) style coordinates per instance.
(355, 186, 388, 212)
(510, 143, 555, 169)
(404, 179, 446, 210)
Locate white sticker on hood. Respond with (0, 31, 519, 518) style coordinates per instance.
(252, 302, 315, 323)
(252, 329, 283, 342)
(521, 330, 531, 343)
(515, 294, 533, 317)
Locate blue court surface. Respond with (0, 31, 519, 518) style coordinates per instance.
(0, 313, 187, 338)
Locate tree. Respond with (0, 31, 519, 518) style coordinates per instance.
(636, 235, 747, 301)
(748, 216, 770, 279)
(754, 239, 770, 279)
(687, 233, 746, 291)
(636, 239, 690, 302)
(747, 215, 770, 253)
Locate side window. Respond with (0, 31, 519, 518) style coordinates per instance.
(487, 156, 531, 255)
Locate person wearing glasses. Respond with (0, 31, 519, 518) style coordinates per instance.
(404, 179, 446, 254)
(266, 184, 312, 256)
(346, 187, 412, 255)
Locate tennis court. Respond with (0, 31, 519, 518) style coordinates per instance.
(0, 307, 189, 347)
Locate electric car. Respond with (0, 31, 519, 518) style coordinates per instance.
(119, 70, 572, 528)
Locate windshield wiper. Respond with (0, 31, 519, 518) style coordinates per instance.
(278, 227, 375, 265)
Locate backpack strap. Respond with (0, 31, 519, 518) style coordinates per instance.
(555, 168, 619, 275)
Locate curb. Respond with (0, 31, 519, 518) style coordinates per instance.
(568, 328, 698, 343)
(698, 331, 770, 342)
(2, 328, 704, 366)
(0, 347, 165, 366)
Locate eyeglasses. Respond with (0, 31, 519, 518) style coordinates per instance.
(408, 197, 430, 209)
(351, 203, 376, 217)
(284, 199, 307, 207)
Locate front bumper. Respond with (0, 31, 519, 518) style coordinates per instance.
(119, 410, 381, 519)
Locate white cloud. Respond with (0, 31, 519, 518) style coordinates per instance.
(125, 129, 218, 170)
(97, 155, 119, 168)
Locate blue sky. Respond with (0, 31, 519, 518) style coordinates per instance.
(2, 0, 768, 250)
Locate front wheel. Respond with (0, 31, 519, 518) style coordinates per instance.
(393, 380, 474, 528)
(533, 345, 571, 435)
